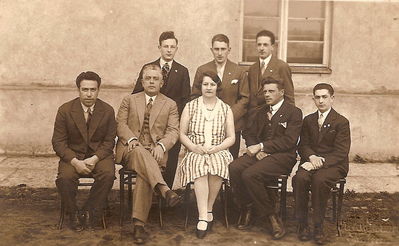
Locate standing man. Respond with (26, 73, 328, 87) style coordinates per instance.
(133, 31, 190, 187)
(293, 83, 351, 245)
(52, 71, 116, 231)
(191, 34, 249, 159)
(229, 77, 302, 240)
(245, 30, 295, 134)
(117, 65, 181, 244)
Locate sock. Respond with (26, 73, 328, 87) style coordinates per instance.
(207, 211, 213, 222)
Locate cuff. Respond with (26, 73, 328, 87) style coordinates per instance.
(259, 142, 264, 152)
(157, 142, 166, 152)
(127, 137, 138, 145)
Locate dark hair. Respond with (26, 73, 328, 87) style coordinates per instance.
(192, 71, 222, 98)
(260, 77, 284, 90)
(313, 83, 334, 96)
(76, 71, 101, 88)
(142, 64, 163, 82)
(256, 30, 275, 45)
(159, 31, 178, 46)
(212, 34, 229, 46)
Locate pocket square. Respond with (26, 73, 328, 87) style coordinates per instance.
(279, 122, 287, 128)
(231, 79, 238, 84)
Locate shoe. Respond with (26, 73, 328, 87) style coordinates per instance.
(165, 190, 181, 207)
(195, 220, 208, 239)
(69, 211, 84, 232)
(207, 212, 214, 232)
(269, 214, 286, 240)
(237, 205, 253, 230)
(314, 225, 325, 245)
(133, 225, 148, 244)
(297, 223, 311, 241)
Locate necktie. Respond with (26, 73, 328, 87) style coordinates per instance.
(318, 113, 324, 131)
(261, 60, 266, 75)
(86, 107, 92, 129)
(162, 63, 170, 85)
(267, 106, 273, 121)
(139, 98, 153, 147)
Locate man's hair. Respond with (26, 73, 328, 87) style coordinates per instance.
(261, 77, 284, 90)
(212, 34, 229, 46)
(159, 31, 178, 46)
(76, 71, 101, 88)
(142, 64, 163, 81)
(256, 30, 276, 45)
(313, 83, 335, 96)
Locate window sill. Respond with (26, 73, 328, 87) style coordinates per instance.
(238, 62, 332, 74)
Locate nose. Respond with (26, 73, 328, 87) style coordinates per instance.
(87, 91, 93, 97)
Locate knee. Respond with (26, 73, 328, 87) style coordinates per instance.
(241, 169, 257, 184)
(294, 169, 310, 184)
(311, 174, 328, 187)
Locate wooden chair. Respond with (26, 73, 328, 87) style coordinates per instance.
(331, 178, 346, 236)
(265, 174, 289, 222)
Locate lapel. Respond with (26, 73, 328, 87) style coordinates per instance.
(262, 55, 278, 78)
(88, 100, 105, 141)
(270, 100, 288, 132)
(256, 105, 269, 137)
(222, 60, 235, 86)
(135, 92, 146, 128)
(149, 94, 166, 130)
(165, 60, 179, 89)
(318, 108, 337, 143)
(70, 98, 88, 143)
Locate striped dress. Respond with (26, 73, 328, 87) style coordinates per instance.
(177, 96, 233, 187)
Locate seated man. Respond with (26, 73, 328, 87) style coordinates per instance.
(116, 64, 181, 244)
(293, 83, 351, 245)
(229, 77, 302, 240)
(52, 71, 116, 231)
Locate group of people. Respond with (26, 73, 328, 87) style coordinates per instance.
(52, 30, 351, 245)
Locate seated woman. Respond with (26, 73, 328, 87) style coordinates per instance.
(176, 71, 235, 239)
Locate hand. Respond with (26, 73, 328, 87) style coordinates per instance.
(191, 145, 208, 155)
(71, 158, 91, 175)
(151, 145, 164, 163)
(128, 139, 141, 152)
(301, 162, 315, 171)
(206, 145, 220, 155)
(255, 151, 268, 160)
(83, 155, 99, 171)
(309, 155, 325, 169)
(246, 144, 262, 157)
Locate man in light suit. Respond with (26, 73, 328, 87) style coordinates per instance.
(133, 31, 190, 187)
(244, 30, 295, 137)
(117, 64, 180, 244)
(52, 71, 116, 231)
(293, 83, 351, 245)
(191, 34, 249, 159)
(229, 77, 302, 240)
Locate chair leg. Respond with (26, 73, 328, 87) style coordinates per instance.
(337, 181, 345, 236)
(58, 199, 65, 230)
(102, 212, 107, 230)
(184, 183, 191, 230)
(159, 196, 164, 228)
(332, 190, 337, 222)
(128, 173, 133, 218)
(119, 170, 125, 227)
(280, 177, 287, 222)
(222, 181, 229, 229)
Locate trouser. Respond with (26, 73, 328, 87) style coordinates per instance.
(164, 141, 181, 188)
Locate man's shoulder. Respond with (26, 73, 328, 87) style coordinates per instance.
(172, 60, 189, 71)
(283, 101, 302, 114)
(271, 56, 290, 68)
(197, 61, 215, 71)
(58, 98, 79, 111)
(96, 99, 115, 112)
(159, 93, 177, 105)
(331, 109, 349, 124)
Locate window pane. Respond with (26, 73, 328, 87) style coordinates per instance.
(287, 42, 323, 64)
(243, 18, 279, 40)
(288, 20, 324, 41)
(244, 0, 280, 17)
(288, 0, 325, 18)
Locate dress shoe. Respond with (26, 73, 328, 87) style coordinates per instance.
(69, 211, 84, 232)
(165, 190, 181, 207)
(133, 225, 148, 244)
(195, 220, 208, 239)
(314, 225, 325, 245)
(269, 214, 286, 240)
(237, 206, 253, 230)
(297, 223, 311, 241)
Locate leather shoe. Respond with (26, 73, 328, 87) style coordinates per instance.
(165, 190, 181, 207)
(69, 211, 84, 232)
(269, 214, 286, 240)
(237, 205, 253, 230)
(314, 225, 325, 245)
(195, 220, 208, 239)
(297, 223, 311, 241)
(133, 225, 148, 244)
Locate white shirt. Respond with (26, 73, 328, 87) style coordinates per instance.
(318, 107, 332, 126)
(160, 58, 173, 70)
(270, 98, 284, 116)
(81, 103, 95, 122)
(259, 54, 272, 70)
(144, 93, 157, 105)
(215, 60, 226, 81)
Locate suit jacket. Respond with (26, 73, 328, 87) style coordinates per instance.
(246, 56, 295, 128)
(115, 92, 179, 165)
(245, 100, 303, 168)
(52, 98, 117, 163)
(191, 59, 249, 131)
(133, 58, 191, 116)
(299, 108, 351, 174)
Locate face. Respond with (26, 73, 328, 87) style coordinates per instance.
(142, 69, 164, 96)
(263, 83, 284, 106)
(211, 41, 230, 65)
(158, 38, 178, 62)
(201, 76, 218, 98)
(256, 36, 274, 59)
(78, 80, 99, 107)
(313, 89, 334, 113)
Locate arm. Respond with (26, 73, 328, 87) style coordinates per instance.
(321, 119, 351, 167)
(298, 117, 317, 159)
(132, 66, 144, 94)
(116, 96, 137, 145)
(158, 101, 180, 151)
(93, 107, 117, 160)
(230, 70, 249, 123)
(179, 68, 191, 115)
(51, 108, 77, 163)
(280, 63, 295, 106)
(190, 67, 202, 101)
(208, 108, 235, 154)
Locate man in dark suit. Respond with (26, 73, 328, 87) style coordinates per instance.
(191, 34, 249, 159)
(52, 71, 116, 231)
(244, 30, 295, 134)
(117, 64, 181, 244)
(132, 31, 190, 187)
(293, 83, 351, 245)
(229, 77, 302, 240)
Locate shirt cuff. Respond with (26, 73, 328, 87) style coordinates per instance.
(259, 142, 264, 152)
(157, 142, 166, 152)
(127, 137, 138, 145)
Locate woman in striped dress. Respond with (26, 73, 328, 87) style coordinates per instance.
(177, 71, 235, 238)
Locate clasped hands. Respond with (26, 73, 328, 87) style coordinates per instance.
(191, 144, 220, 155)
(71, 155, 99, 175)
(246, 144, 269, 160)
(128, 140, 164, 163)
(301, 155, 325, 171)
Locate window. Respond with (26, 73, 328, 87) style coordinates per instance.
(240, 0, 332, 71)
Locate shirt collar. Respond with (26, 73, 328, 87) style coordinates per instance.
(318, 107, 332, 118)
(270, 98, 284, 114)
(160, 58, 173, 68)
(144, 93, 157, 104)
(260, 54, 272, 67)
(81, 103, 95, 113)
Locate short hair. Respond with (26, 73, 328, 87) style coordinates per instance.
(313, 83, 335, 96)
(142, 64, 163, 81)
(76, 71, 101, 88)
(256, 30, 276, 45)
(201, 71, 222, 88)
(159, 31, 178, 46)
(211, 34, 229, 46)
(261, 77, 284, 90)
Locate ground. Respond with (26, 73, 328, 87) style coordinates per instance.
(0, 185, 398, 246)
